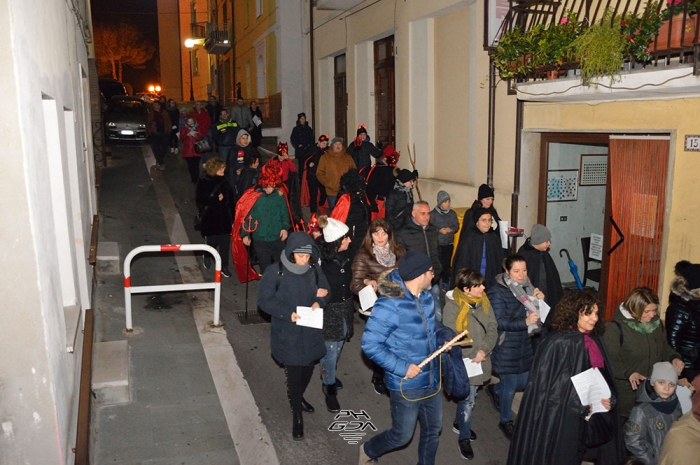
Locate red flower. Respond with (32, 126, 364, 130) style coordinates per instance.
(620, 20, 627, 27)
(627, 35, 634, 42)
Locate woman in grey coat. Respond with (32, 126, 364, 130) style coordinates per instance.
(257, 232, 331, 441)
(443, 268, 498, 460)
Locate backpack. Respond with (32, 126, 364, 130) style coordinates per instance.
(436, 324, 471, 399)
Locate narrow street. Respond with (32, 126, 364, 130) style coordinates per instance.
(92, 142, 511, 465)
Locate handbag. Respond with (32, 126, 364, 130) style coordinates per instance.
(194, 138, 212, 154)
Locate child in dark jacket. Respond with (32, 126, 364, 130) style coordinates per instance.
(624, 362, 683, 465)
(430, 190, 460, 291)
(236, 152, 260, 200)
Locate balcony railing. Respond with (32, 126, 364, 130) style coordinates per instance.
(235, 94, 282, 129)
(205, 23, 231, 54)
(494, 0, 700, 86)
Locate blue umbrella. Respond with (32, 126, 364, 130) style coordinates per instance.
(559, 248, 583, 290)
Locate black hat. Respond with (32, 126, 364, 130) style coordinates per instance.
(398, 251, 433, 282)
(471, 207, 491, 226)
(297, 112, 306, 119)
(357, 126, 368, 136)
(396, 169, 418, 183)
(675, 260, 700, 290)
(478, 184, 495, 200)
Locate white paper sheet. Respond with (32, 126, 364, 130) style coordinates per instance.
(677, 385, 693, 414)
(462, 358, 484, 378)
(359, 285, 378, 312)
(570, 368, 612, 419)
(295, 306, 323, 329)
(498, 220, 509, 249)
(252, 115, 262, 127)
(537, 299, 551, 323)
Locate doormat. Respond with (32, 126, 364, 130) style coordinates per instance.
(236, 309, 270, 325)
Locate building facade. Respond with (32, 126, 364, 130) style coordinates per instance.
(0, 0, 98, 462)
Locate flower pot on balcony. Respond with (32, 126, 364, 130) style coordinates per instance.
(649, 15, 697, 51)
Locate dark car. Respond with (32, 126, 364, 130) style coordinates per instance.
(104, 96, 148, 142)
(99, 78, 127, 100)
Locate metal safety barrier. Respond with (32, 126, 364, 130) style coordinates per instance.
(124, 244, 222, 331)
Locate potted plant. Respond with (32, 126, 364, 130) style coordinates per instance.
(493, 27, 536, 78)
(572, 9, 626, 82)
(650, 0, 699, 50)
(622, 1, 663, 64)
(537, 12, 583, 71)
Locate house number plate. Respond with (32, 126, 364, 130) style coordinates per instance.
(685, 135, 700, 152)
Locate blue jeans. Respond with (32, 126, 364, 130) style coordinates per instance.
(364, 387, 443, 465)
(455, 385, 478, 441)
(494, 372, 529, 423)
(327, 195, 337, 212)
(320, 340, 345, 385)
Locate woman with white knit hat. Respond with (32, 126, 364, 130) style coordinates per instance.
(316, 215, 353, 413)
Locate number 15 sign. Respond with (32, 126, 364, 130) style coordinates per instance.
(685, 135, 700, 152)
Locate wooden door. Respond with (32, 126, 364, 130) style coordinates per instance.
(334, 54, 347, 144)
(374, 36, 395, 148)
(604, 136, 670, 318)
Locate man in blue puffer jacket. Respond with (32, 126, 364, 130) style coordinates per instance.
(359, 251, 442, 465)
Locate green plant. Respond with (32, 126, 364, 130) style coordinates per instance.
(537, 12, 583, 68)
(493, 27, 535, 78)
(622, 1, 663, 63)
(572, 9, 626, 82)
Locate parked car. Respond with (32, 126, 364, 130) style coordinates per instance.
(104, 96, 148, 142)
(99, 78, 127, 100)
(136, 92, 159, 103)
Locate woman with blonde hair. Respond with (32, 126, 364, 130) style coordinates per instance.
(603, 286, 684, 418)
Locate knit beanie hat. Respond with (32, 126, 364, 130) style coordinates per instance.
(398, 250, 433, 282)
(396, 169, 418, 183)
(675, 260, 700, 290)
(357, 125, 368, 136)
(318, 215, 349, 243)
(297, 112, 306, 120)
(478, 184, 495, 200)
(650, 361, 678, 385)
(437, 190, 451, 206)
(530, 224, 552, 245)
(330, 137, 344, 147)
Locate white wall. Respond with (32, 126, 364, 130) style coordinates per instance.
(0, 0, 96, 462)
(546, 143, 608, 285)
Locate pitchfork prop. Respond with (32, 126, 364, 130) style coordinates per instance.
(242, 215, 259, 320)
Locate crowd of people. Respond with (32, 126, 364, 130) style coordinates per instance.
(153, 99, 699, 465)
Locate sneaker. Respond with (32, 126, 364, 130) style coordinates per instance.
(498, 421, 515, 441)
(458, 438, 474, 460)
(170, 147, 175, 153)
(358, 443, 377, 464)
(452, 422, 477, 441)
(486, 384, 500, 413)
(221, 267, 231, 278)
(372, 379, 387, 396)
(203, 256, 212, 269)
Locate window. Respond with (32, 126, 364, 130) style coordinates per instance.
(244, 0, 250, 27)
(256, 0, 263, 17)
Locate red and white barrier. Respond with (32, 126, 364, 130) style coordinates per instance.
(124, 244, 222, 331)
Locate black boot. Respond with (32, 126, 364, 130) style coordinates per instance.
(322, 383, 341, 413)
(292, 411, 304, 441)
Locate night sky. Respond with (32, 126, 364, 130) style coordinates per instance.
(90, 0, 160, 93)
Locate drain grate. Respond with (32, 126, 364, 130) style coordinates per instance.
(236, 310, 270, 325)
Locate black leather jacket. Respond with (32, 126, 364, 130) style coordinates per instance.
(667, 279, 700, 379)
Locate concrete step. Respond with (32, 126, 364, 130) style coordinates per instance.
(96, 241, 120, 274)
(92, 340, 130, 405)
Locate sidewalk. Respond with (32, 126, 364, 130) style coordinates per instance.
(91, 145, 277, 465)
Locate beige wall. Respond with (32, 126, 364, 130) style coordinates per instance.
(313, 0, 518, 215)
(522, 97, 700, 309)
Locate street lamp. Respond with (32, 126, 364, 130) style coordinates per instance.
(184, 39, 195, 101)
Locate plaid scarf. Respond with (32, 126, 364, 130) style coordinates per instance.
(503, 273, 541, 334)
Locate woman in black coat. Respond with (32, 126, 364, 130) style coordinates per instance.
(451, 207, 506, 287)
(507, 289, 625, 465)
(248, 101, 263, 147)
(486, 254, 544, 440)
(667, 260, 700, 382)
(257, 232, 331, 441)
(316, 216, 353, 413)
(195, 157, 235, 277)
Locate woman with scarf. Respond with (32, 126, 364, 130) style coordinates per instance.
(257, 232, 331, 441)
(603, 287, 684, 419)
(179, 115, 203, 183)
(443, 269, 498, 460)
(350, 218, 405, 395)
(486, 254, 544, 440)
(384, 168, 417, 231)
(316, 216, 353, 413)
(507, 289, 626, 465)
